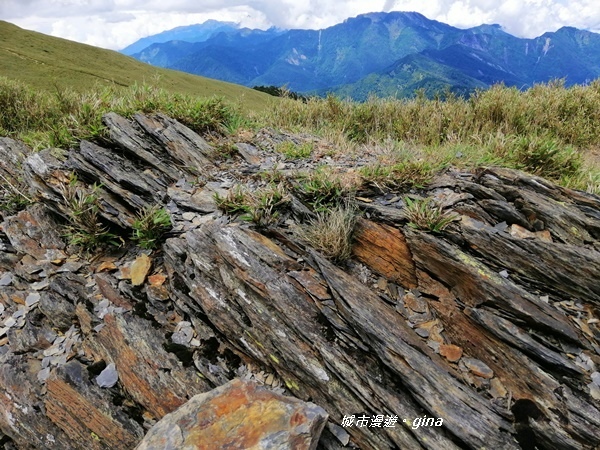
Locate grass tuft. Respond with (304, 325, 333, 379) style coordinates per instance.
(298, 204, 358, 262)
(57, 174, 121, 250)
(132, 205, 172, 249)
(293, 166, 358, 211)
(214, 183, 291, 226)
(276, 141, 314, 159)
(404, 197, 458, 233)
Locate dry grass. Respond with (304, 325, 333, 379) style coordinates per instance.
(298, 204, 358, 262)
(257, 80, 600, 193)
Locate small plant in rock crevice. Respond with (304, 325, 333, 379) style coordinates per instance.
(276, 141, 314, 159)
(404, 197, 458, 233)
(214, 183, 291, 227)
(297, 203, 358, 263)
(294, 166, 357, 212)
(58, 174, 121, 250)
(132, 205, 172, 249)
(0, 173, 32, 214)
(359, 160, 436, 192)
(214, 185, 253, 215)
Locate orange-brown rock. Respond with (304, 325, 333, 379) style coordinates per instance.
(352, 218, 417, 288)
(85, 314, 211, 419)
(148, 273, 167, 286)
(440, 344, 463, 363)
(130, 254, 151, 286)
(45, 373, 139, 449)
(135, 379, 328, 450)
(3, 204, 66, 260)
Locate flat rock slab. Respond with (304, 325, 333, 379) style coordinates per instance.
(135, 378, 328, 450)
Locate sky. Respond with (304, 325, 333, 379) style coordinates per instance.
(1, 0, 599, 51)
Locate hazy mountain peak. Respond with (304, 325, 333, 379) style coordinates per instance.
(121, 20, 240, 55)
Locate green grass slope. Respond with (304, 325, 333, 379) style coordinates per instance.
(0, 20, 270, 111)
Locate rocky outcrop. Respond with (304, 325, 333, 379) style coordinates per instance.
(0, 113, 599, 449)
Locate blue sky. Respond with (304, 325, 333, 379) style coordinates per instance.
(1, 0, 598, 50)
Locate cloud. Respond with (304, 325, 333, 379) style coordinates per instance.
(2, 0, 600, 50)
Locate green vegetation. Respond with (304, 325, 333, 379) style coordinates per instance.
(276, 141, 314, 159)
(57, 175, 121, 250)
(132, 205, 172, 250)
(253, 85, 308, 101)
(293, 166, 358, 211)
(0, 77, 251, 150)
(214, 183, 290, 227)
(359, 160, 437, 191)
(0, 21, 270, 109)
(0, 172, 32, 214)
(404, 197, 458, 233)
(262, 81, 600, 193)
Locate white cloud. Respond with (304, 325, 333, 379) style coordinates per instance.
(1, 0, 599, 50)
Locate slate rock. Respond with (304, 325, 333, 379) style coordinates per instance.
(440, 344, 463, 363)
(130, 254, 152, 286)
(135, 378, 328, 450)
(96, 363, 119, 388)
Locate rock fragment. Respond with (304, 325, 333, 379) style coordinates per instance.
(440, 344, 463, 363)
(462, 358, 494, 379)
(135, 379, 328, 450)
(96, 363, 119, 388)
(130, 254, 152, 286)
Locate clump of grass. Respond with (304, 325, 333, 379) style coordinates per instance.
(359, 160, 437, 192)
(506, 134, 582, 180)
(298, 204, 358, 263)
(132, 205, 172, 249)
(255, 168, 286, 184)
(404, 197, 458, 233)
(57, 174, 121, 250)
(212, 141, 238, 160)
(294, 166, 358, 211)
(214, 183, 290, 226)
(214, 185, 252, 215)
(276, 141, 313, 159)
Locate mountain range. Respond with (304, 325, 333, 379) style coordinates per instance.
(124, 11, 600, 99)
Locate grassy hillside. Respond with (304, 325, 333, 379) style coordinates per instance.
(0, 20, 271, 111)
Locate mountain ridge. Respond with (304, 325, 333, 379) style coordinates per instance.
(126, 12, 600, 99)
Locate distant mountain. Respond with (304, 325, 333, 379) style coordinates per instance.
(126, 11, 600, 99)
(120, 20, 239, 55)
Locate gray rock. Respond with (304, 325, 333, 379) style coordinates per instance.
(96, 363, 119, 388)
(0, 272, 12, 286)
